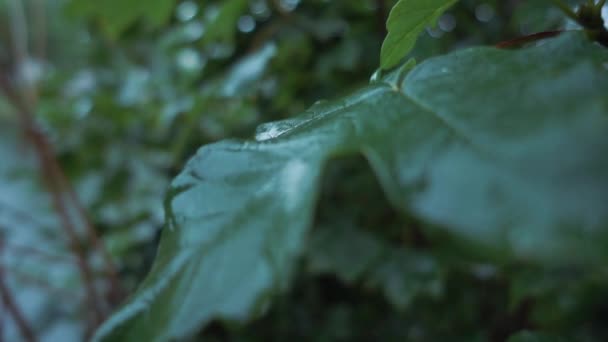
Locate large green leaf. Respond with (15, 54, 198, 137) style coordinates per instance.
(94, 33, 608, 341)
(380, 0, 459, 69)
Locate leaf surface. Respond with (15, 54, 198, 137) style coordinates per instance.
(94, 33, 608, 341)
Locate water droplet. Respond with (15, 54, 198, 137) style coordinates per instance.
(475, 4, 495, 23)
(176, 1, 198, 22)
(369, 68, 383, 83)
(438, 13, 456, 32)
(256, 125, 282, 141)
(255, 120, 292, 141)
(237, 15, 256, 33)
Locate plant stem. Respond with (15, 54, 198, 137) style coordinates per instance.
(4, 0, 124, 318)
(495, 30, 565, 48)
(0, 72, 106, 328)
(2, 0, 107, 323)
(0, 244, 37, 342)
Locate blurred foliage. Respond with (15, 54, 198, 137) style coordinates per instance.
(0, 0, 606, 341)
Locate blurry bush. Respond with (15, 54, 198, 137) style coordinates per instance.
(1, 0, 597, 341)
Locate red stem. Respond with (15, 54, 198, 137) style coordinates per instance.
(0, 244, 37, 342)
(0, 72, 107, 328)
(495, 30, 564, 48)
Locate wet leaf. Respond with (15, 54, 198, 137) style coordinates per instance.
(94, 33, 608, 341)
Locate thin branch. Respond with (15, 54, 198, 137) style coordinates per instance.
(0, 6, 106, 320)
(495, 30, 565, 48)
(64, 181, 124, 305)
(0, 278, 36, 342)
(3, 0, 123, 316)
(31, 0, 47, 61)
(0, 301, 4, 342)
(0, 72, 105, 327)
(0, 243, 37, 342)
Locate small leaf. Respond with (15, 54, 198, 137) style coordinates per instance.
(380, 0, 458, 69)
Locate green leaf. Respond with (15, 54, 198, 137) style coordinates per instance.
(380, 0, 458, 69)
(306, 224, 443, 309)
(306, 224, 385, 283)
(201, 0, 248, 45)
(94, 33, 608, 341)
(67, 0, 175, 38)
(364, 248, 443, 310)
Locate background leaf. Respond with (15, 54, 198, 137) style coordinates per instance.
(380, 0, 459, 69)
(67, 0, 175, 38)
